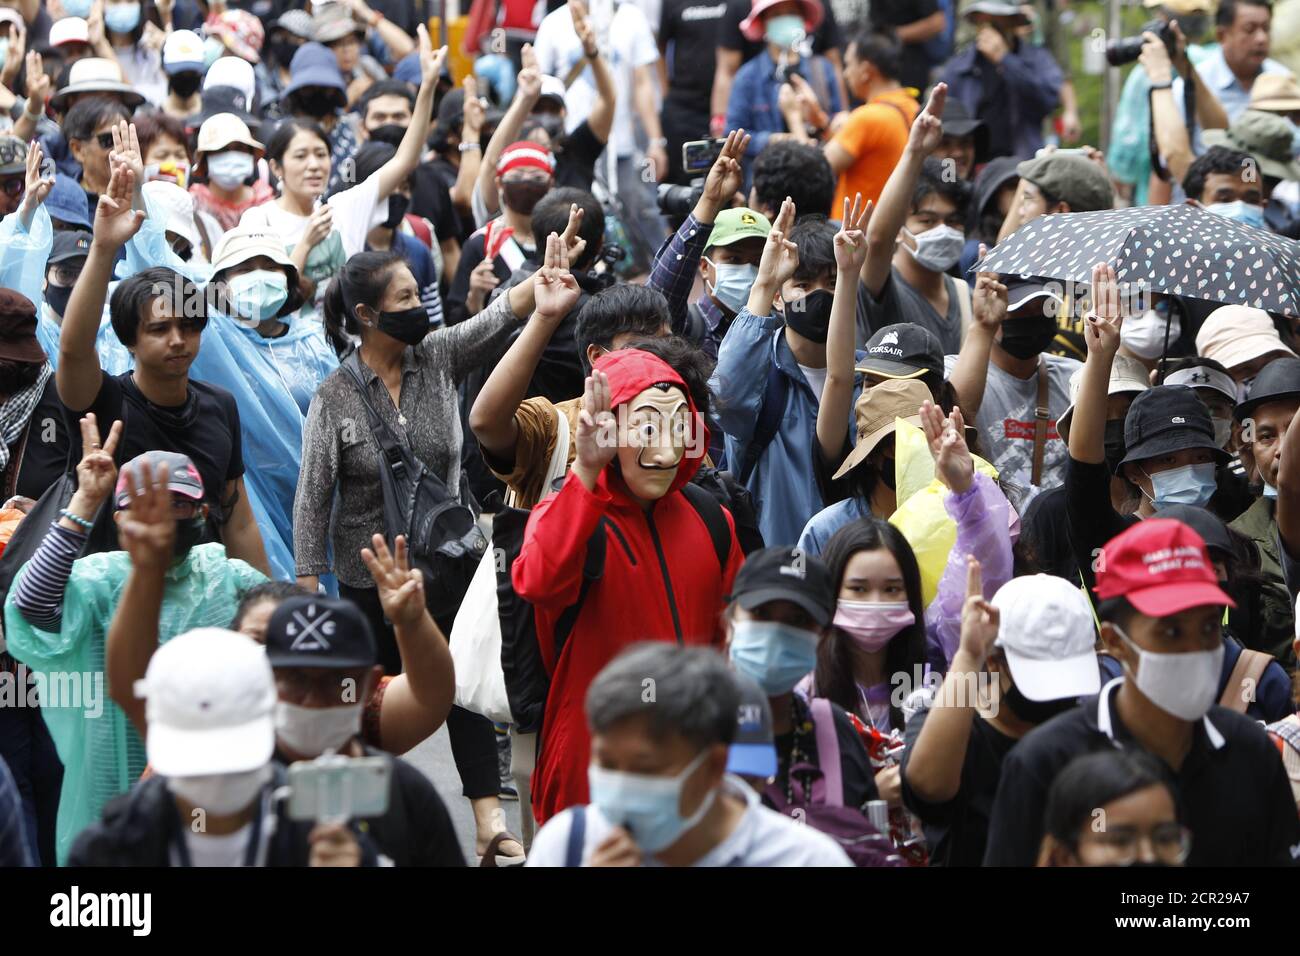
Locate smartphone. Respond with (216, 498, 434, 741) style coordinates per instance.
(286, 754, 392, 823)
(682, 138, 726, 175)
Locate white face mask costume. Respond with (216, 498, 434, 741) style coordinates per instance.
(616, 385, 696, 500)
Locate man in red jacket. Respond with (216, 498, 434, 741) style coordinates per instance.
(513, 345, 744, 823)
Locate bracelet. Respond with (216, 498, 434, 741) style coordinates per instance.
(650, 137, 668, 148)
(1149, 80, 1173, 90)
(58, 509, 93, 531)
(458, 142, 481, 152)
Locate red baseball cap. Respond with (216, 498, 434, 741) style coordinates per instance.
(1094, 519, 1235, 617)
(498, 142, 556, 178)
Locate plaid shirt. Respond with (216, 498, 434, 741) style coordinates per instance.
(648, 212, 713, 336)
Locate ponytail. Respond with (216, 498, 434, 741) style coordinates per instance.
(323, 250, 405, 357)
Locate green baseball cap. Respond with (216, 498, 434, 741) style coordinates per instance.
(706, 207, 771, 249)
(1203, 110, 1300, 182)
(1015, 153, 1115, 213)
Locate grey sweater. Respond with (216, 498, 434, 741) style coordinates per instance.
(293, 292, 524, 588)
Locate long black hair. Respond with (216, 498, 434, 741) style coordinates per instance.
(322, 250, 406, 356)
(814, 517, 928, 731)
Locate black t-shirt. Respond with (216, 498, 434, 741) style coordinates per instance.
(553, 120, 604, 192)
(868, 0, 941, 93)
(661, 0, 731, 103)
(444, 230, 524, 328)
(983, 683, 1300, 866)
(1064, 456, 1138, 601)
(5, 377, 72, 503)
(719, 0, 843, 63)
(768, 695, 879, 811)
(354, 748, 466, 867)
(900, 706, 1018, 867)
(72, 372, 244, 524)
(410, 160, 470, 249)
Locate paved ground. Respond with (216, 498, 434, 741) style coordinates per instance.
(404, 725, 524, 865)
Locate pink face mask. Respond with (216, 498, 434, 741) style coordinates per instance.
(834, 600, 915, 652)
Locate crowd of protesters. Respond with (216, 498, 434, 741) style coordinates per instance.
(0, 0, 1296, 869)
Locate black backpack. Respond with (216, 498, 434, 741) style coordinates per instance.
(342, 353, 488, 619)
(494, 481, 732, 735)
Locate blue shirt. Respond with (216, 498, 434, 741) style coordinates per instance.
(797, 496, 874, 556)
(726, 50, 843, 164)
(1173, 48, 1291, 154)
(939, 41, 1062, 160)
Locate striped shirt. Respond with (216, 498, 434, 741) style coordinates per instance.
(11, 522, 86, 632)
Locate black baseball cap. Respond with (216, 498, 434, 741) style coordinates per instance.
(730, 546, 835, 627)
(1119, 385, 1231, 467)
(858, 323, 943, 380)
(1156, 505, 1234, 558)
(265, 596, 377, 669)
(940, 98, 989, 163)
(726, 672, 777, 780)
(49, 230, 92, 264)
(1233, 356, 1300, 420)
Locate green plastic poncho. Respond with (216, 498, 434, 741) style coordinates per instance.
(2, 542, 266, 864)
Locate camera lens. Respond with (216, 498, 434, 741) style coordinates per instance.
(1105, 35, 1146, 67)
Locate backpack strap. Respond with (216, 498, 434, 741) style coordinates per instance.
(738, 340, 789, 485)
(1030, 356, 1049, 488)
(340, 352, 408, 473)
(1219, 647, 1273, 712)
(564, 805, 587, 867)
(680, 481, 730, 570)
(810, 698, 844, 809)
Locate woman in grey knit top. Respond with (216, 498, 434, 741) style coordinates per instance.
(293, 248, 541, 862)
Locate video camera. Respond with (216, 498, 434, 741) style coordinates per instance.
(656, 138, 727, 218)
(1106, 19, 1176, 67)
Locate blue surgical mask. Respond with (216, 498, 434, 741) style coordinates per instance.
(227, 270, 289, 323)
(63, 0, 93, 17)
(1205, 200, 1266, 230)
(764, 13, 806, 48)
(728, 619, 819, 696)
(206, 150, 255, 189)
(1141, 461, 1218, 510)
(105, 2, 142, 34)
(587, 749, 717, 854)
(704, 258, 757, 315)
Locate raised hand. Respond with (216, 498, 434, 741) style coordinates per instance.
(72, 413, 123, 508)
(971, 246, 1007, 334)
(533, 230, 581, 320)
(110, 119, 144, 188)
(461, 75, 485, 137)
(20, 137, 55, 216)
(517, 43, 541, 103)
(909, 82, 946, 156)
(833, 193, 871, 273)
(23, 51, 49, 113)
(87, 0, 107, 48)
(575, 368, 618, 476)
(571, 0, 598, 56)
(757, 196, 799, 288)
(1084, 261, 1124, 358)
(957, 556, 1000, 667)
(558, 200, 587, 261)
(1, 22, 25, 88)
(921, 400, 973, 494)
(466, 256, 501, 313)
(417, 25, 448, 90)
(93, 161, 146, 250)
(117, 456, 178, 573)
(699, 128, 749, 214)
(360, 533, 426, 630)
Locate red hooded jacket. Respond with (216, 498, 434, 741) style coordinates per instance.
(512, 350, 743, 824)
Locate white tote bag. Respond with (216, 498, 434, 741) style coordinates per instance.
(450, 407, 570, 722)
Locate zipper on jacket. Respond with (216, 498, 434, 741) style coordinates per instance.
(645, 511, 684, 645)
(607, 522, 637, 566)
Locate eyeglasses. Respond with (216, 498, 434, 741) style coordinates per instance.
(1085, 822, 1192, 866)
(49, 264, 83, 286)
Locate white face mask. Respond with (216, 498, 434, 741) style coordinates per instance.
(1113, 625, 1224, 721)
(207, 150, 256, 190)
(901, 224, 964, 273)
(1121, 308, 1181, 360)
(274, 700, 363, 757)
(166, 763, 272, 815)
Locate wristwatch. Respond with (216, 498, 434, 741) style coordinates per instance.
(650, 137, 668, 148)
(1149, 79, 1173, 90)
(459, 142, 481, 152)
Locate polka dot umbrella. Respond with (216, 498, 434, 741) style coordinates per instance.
(975, 204, 1300, 318)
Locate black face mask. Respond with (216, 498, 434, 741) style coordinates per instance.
(369, 123, 407, 148)
(296, 91, 337, 119)
(501, 180, 550, 216)
(270, 39, 300, 67)
(998, 323, 1057, 360)
(783, 288, 834, 344)
(173, 516, 206, 561)
(534, 112, 565, 142)
(375, 305, 429, 346)
(878, 459, 897, 490)
(45, 283, 73, 318)
(169, 71, 202, 99)
(383, 193, 410, 229)
(1003, 681, 1077, 724)
(1103, 418, 1128, 473)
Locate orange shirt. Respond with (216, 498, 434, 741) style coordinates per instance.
(831, 88, 919, 214)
